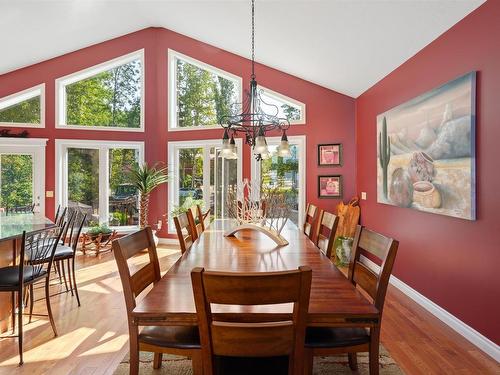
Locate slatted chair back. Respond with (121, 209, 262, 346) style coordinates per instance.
(60, 210, 77, 246)
(314, 210, 339, 259)
(21, 225, 64, 284)
(191, 266, 312, 375)
(54, 205, 61, 224)
(56, 207, 67, 226)
(69, 213, 87, 251)
(112, 227, 161, 317)
(303, 203, 317, 239)
(174, 210, 197, 254)
(196, 204, 210, 234)
(348, 225, 399, 313)
(189, 206, 199, 241)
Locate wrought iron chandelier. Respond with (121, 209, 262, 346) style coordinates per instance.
(219, 0, 291, 160)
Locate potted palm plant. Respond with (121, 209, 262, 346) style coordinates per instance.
(129, 162, 169, 234)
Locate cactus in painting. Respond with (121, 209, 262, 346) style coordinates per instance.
(379, 116, 391, 199)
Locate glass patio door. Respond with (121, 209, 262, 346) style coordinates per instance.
(168, 139, 242, 233)
(0, 139, 46, 214)
(251, 135, 306, 226)
(212, 147, 238, 219)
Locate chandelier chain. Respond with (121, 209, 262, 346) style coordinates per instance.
(251, 0, 255, 80)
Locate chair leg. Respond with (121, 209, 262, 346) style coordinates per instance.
(153, 352, 162, 369)
(191, 351, 203, 375)
(66, 258, 74, 296)
(60, 260, 69, 292)
(17, 290, 24, 366)
(71, 257, 81, 307)
(369, 328, 380, 375)
(129, 326, 139, 375)
(348, 353, 358, 371)
(28, 284, 34, 323)
(11, 291, 15, 334)
(44, 276, 58, 336)
(303, 348, 314, 375)
(55, 261, 62, 283)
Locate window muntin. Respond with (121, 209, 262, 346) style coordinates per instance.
(56, 50, 144, 131)
(0, 84, 44, 127)
(169, 50, 242, 130)
(258, 86, 306, 124)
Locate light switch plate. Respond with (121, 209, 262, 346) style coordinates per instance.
(361, 192, 367, 200)
(46, 191, 54, 198)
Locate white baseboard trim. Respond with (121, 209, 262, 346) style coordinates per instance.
(157, 237, 179, 246)
(360, 255, 500, 362)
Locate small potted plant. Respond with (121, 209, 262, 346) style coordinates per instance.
(128, 162, 169, 242)
(87, 222, 113, 241)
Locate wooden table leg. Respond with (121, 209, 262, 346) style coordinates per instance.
(0, 238, 18, 333)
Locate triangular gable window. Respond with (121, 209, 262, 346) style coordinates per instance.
(258, 86, 306, 124)
(56, 50, 144, 131)
(0, 84, 44, 127)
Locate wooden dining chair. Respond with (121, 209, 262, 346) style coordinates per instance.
(314, 210, 339, 260)
(304, 225, 399, 375)
(174, 210, 197, 254)
(303, 203, 318, 240)
(196, 204, 210, 234)
(191, 266, 312, 375)
(112, 227, 202, 375)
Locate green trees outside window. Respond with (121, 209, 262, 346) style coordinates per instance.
(0, 154, 33, 209)
(261, 145, 299, 224)
(176, 58, 238, 128)
(0, 97, 41, 124)
(65, 59, 141, 128)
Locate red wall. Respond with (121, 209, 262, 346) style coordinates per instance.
(355, 0, 500, 343)
(0, 27, 355, 237)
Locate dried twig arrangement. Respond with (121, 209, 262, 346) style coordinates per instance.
(225, 179, 291, 246)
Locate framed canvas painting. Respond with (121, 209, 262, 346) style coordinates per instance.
(318, 175, 342, 198)
(318, 143, 342, 166)
(376, 71, 476, 220)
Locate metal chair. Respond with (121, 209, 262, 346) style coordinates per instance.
(0, 224, 64, 365)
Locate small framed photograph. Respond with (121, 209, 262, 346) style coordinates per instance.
(318, 175, 342, 198)
(318, 143, 342, 166)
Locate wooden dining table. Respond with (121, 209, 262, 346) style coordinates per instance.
(133, 219, 379, 328)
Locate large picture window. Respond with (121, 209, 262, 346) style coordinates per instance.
(56, 50, 144, 131)
(168, 139, 242, 233)
(0, 84, 45, 128)
(56, 140, 144, 229)
(168, 50, 242, 130)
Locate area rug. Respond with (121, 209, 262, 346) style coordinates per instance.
(114, 346, 403, 374)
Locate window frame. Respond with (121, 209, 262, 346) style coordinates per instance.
(55, 50, 145, 132)
(257, 85, 306, 125)
(168, 49, 243, 132)
(167, 138, 243, 233)
(0, 84, 45, 128)
(55, 139, 145, 232)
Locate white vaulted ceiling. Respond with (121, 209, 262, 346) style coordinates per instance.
(0, 0, 485, 97)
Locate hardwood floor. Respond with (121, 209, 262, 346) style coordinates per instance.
(0, 246, 497, 375)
